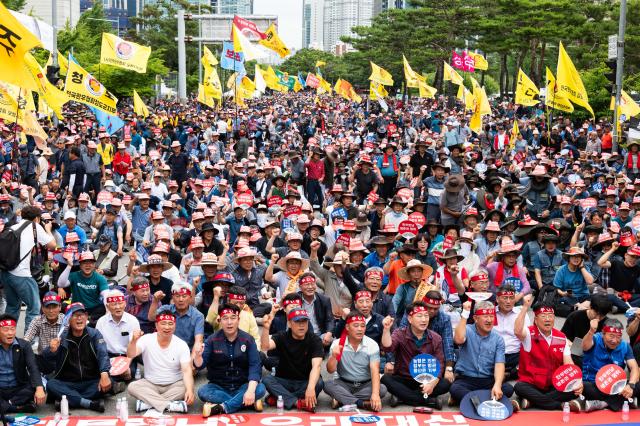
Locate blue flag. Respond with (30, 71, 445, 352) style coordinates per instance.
(298, 72, 306, 88)
(90, 107, 124, 135)
(220, 41, 246, 75)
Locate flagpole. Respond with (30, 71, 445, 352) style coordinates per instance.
(12, 89, 22, 167)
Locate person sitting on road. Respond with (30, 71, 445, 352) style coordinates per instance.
(23, 292, 64, 373)
(125, 276, 163, 334)
(168, 281, 205, 354)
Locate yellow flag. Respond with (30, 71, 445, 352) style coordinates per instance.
(0, 84, 20, 123)
(556, 42, 593, 116)
(65, 55, 118, 115)
(0, 1, 43, 91)
(467, 52, 488, 71)
(369, 62, 394, 86)
(510, 120, 519, 149)
(258, 24, 290, 58)
(21, 110, 47, 140)
(293, 78, 303, 93)
(264, 66, 287, 92)
(238, 76, 256, 99)
(334, 79, 361, 102)
(545, 67, 574, 113)
(611, 90, 640, 118)
(202, 45, 218, 68)
(203, 65, 222, 99)
(417, 81, 437, 99)
(25, 52, 69, 119)
(133, 90, 149, 118)
(469, 76, 481, 91)
(317, 75, 332, 94)
(46, 51, 70, 76)
(403, 56, 425, 88)
(475, 85, 491, 116)
(316, 60, 326, 67)
(515, 68, 540, 107)
(232, 24, 265, 61)
(443, 62, 463, 86)
(5, 83, 35, 112)
(226, 72, 239, 90)
(369, 82, 388, 100)
(457, 85, 474, 110)
(100, 33, 151, 73)
(197, 84, 217, 108)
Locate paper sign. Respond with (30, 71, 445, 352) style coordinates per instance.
(96, 191, 113, 205)
(478, 399, 509, 420)
(502, 277, 523, 293)
(336, 233, 351, 247)
(109, 356, 131, 376)
(596, 364, 627, 395)
(283, 205, 301, 218)
(236, 193, 254, 207)
(367, 191, 379, 203)
(331, 207, 348, 219)
(409, 354, 440, 383)
(349, 415, 381, 424)
(552, 364, 583, 392)
(267, 196, 283, 207)
(408, 212, 426, 227)
(397, 187, 413, 201)
(580, 198, 597, 209)
(398, 220, 419, 239)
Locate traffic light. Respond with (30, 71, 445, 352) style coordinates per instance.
(605, 59, 617, 94)
(46, 65, 60, 85)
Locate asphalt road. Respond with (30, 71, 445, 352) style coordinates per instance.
(10, 254, 630, 417)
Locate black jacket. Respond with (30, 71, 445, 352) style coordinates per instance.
(298, 291, 334, 335)
(5, 338, 43, 389)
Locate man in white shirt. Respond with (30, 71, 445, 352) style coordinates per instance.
(127, 309, 195, 414)
(96, 289, 140, 380)
(2, 206, 56, 330)
(150, 174, 168, 200)
(494, 284, 530, 380)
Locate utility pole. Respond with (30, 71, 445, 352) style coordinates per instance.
(177, 9, 187, 102)
(612, 0, 627, 153)
(198, 0, 202, 86)
(52, 0, 58, 66)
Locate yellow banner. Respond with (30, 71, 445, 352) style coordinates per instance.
(369, 61, 393, 86)
(515, 68, 540, 107)
(65, 55, 118, 115)
(369, 82, 388, 100)
(203, 65, 222, 100)
(611, 90, 640, 118)
(417, 81, 437, 99)
(259, 24, 290, 58)
(0, 84, 20, 123)
(556, 42, 593, 116)
(100, 33, 151, 73)
(545, 67, 574, 113)
(316, 60, 326, 67)
(202, 45, 218, 68)
(25, 53, 69, 119)
(133, 90, 149, 118)
(467, 52, 488, 71)
(443, 62, 463, 86)
(403, 55, 425, 88)
(197, 84, 217, 108)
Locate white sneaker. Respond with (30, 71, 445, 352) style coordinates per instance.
(167, 400, 188, 413)
(136, 400, 151, 413)
(584, 400, 608, 412)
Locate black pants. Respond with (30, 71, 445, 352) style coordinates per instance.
(505, 352, 520, 380)
(449, 375, 514, 402)
(380, 175, 397, 200)
(306, 179, 323, 207)
(0, 384, 35, 413)
(87, 304, 106, 327)
(583, 381, 639, 412)
(84, 173, 101, 197)
(514, 381, 577, 410)
(381, 374, 450, 406)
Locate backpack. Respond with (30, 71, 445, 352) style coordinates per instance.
(0, 220, 34, 271)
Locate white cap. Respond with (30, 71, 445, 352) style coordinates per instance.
(64, 210, 76, 220)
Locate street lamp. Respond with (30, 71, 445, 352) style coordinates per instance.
(86, 17, 121, 37)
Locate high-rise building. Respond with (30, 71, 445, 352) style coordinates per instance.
(374, 0, 412, 14)
(323, 0, 374, 54)
(302, 0, 324, 50)
(24, 0, 81, 28)
(210, 0, 253, 14)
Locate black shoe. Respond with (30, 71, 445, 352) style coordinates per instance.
(13, 402, 37, 413)
(426, 396, 442, 410)
(389, 394, 398, 407)
(89, 400, 105, 413)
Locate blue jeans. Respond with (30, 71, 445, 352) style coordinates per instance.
(306, 179, 323, 207)
(46, 378, 106, 407)
(2, 271, 40, 330)
(262, 375, 324, 409)
(198, 382, 266, 413)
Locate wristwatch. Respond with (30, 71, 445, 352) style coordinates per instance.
(445, 366, 454, 372)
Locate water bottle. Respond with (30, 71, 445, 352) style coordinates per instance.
(338, 404, 358, 412)
(622, 401, 629, 421)
(276, 395, 284, 415)
(271, 367, 276, 376)
(116, 398, 122, 420)
(562, 402, 570, 423)
(60, 395, 69, 420)
(120, 397, 129, 422)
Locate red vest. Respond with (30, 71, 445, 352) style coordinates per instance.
(518, 326, 566, 390)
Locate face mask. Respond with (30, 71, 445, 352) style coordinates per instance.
(256, 213, 268, 228)
(392, 211, 404, 218)
(459, 242, 471, 257)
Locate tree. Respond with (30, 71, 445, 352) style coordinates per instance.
(4, 0, 26, 11)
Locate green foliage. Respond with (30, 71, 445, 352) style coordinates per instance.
(4, 0, 26, 11)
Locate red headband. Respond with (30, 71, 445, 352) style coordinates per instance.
(299, 275, 316, 286)
(602, 326, 623, 335)
(132, 282, 149, 291)
(470, 273, 489, 282)
(220, 308, 237, 317)
(423, 297, 442, 306)
(172, 287, 192, 296)
(534, 306, 555, 315)
(228, 293, 246, 301)
(0, 319, 16, 327)
(106, 295, 125, 303)
(365, 270, 384, 280)
(409, 306, 428, 316)
(497, 290, 515, 297)
(475, 308, 495, 316)
(283, 299, 302, 307)
(355, 290, 372, 301)
(156, 313, 175, 323)
(43, 295, 61, 304)
(346, 315, 366, 324)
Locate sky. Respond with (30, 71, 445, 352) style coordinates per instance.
(253, 0, 303, 50)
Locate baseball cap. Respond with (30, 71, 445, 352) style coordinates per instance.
(287, 308, 310, 322)
(66, 302, 87, 316)
(42, 291, 61, 306)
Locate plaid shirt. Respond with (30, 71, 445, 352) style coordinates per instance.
(23, 313, 64, 354)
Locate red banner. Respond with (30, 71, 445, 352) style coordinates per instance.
(236, 193, 254, 207)
(398, 220, 419, 238)
(267, 196, 283, 207)
(306, 73, 320, 88)
(231, 15, 266, 40)
(408, 212, 426, 228)
(462, 52, 475, 72)
(33, 411, 640, 426)
(283, 205, 302, 218)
